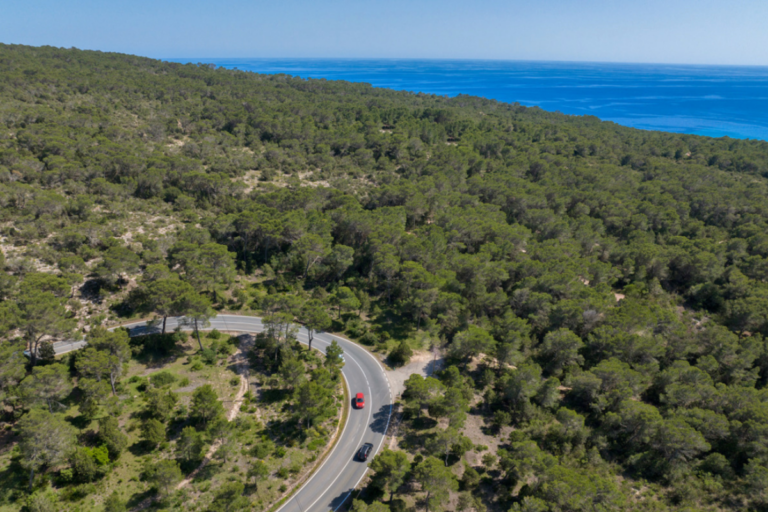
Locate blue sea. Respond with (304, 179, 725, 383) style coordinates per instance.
(167, 59, 768, 141)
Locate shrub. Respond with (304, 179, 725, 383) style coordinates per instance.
(481, 453, 497, 469)
(201, 348, 217, 365)
(230, 376, 241, 387)
(58, 468, 74, 484)
(99, 416, 128, 460)
(461, 463, 481, 490)
(178, 377, 190, 387)
(389, 339, 413, 367)
(219, 341, 236, 355)
(308, 438, 326, 451)
(141, 418, 166, 448)
(492, 410, 512, 430)
(71, 447, 102, 482)
(90, 444, 110, 466)
(360, 332, 378, 346)
(700, 453, 734, 478)
(103, 491, 126, 512)
(254, 332, 271, 349)
(208, 329, 222, 340)
(63, 483, 98, 501)
(190, 361, 204, 371)
(150, 371, 177, 388)
(345, 319, 367, 338)
(26, 490, 59, 512)
(391, 499, 407, 512)
(135, 333, 177, 355)
(251, 438, 275, 459)
(233, 288, 248, 307)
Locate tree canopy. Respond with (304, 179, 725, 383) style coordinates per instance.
(2, 43, 768, 511)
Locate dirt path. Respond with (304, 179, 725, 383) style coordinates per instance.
(262, 374, 348, 510)
(175, 335, 252, 490)
(129, 335, 253, 511)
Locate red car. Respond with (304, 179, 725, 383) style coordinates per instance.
(355, 392, 365, 409)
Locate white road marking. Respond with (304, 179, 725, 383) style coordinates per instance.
(323, 333, 393, 511)
(124, 316, 393, 512)
(273, 344, 354, 512)
(301, 349, 373, 512)
(272, 331, 354, 512)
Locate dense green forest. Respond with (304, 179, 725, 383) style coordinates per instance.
(3, 43, 768, 511)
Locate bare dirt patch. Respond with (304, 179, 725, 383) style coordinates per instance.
(461, 405, 508, 467)
(385, 350, 443, 398)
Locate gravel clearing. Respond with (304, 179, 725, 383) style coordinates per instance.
(385, 350, 444, 398)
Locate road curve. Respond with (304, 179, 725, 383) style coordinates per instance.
(123, 315, 393, 512)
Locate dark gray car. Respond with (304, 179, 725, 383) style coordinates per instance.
(357, 443, 373, 461)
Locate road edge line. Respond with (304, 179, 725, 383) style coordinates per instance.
(115, 316, 392, 512)
(324, 333, 394, 511)
(269, 340, 352, 512)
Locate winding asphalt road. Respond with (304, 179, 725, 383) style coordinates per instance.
(123, 315, 393, 512)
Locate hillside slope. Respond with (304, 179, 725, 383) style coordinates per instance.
(1, 44, 768, 511)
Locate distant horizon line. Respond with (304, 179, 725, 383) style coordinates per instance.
(0, 41, 768, 68)
(160, 56, 768, 70)
(3, 43, 767, 68)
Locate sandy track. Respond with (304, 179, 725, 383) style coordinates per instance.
(130, 337, 252, 511)
(175, 335, 252, 490)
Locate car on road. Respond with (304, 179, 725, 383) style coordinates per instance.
(357, 443, 373, 461)
(355, 392, 365, 409)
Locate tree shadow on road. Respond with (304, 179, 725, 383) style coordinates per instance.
(369, 403, 393, 435)
(327, 487, 354, 511)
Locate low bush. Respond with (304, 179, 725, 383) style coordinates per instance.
(359, 331, 378, 346)
(150, 371, 177, 388)
(307, 438, 326, 451)
(251, 438, 274, 459)
(389, 339, 413, 367)
(201, 348, 217, 365)
(345, 319, 367, 338)
(132, 333, 178, 356)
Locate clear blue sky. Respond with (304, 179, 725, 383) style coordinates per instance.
(3, 0, 767, 65)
